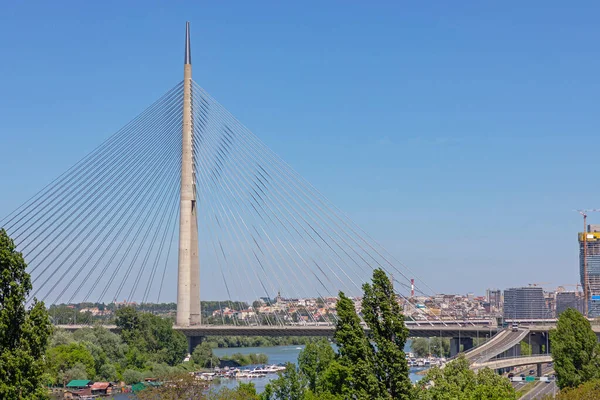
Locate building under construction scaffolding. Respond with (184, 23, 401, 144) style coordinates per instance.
(556, 291, 584, 315)
(579, 225, 600, 318)
(503, 287, 548, 319)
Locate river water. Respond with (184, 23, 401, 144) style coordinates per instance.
(108, 342, 424, 397)
(211, 343, 425, 393)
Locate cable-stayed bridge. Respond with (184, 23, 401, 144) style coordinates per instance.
(1, 23, 489, 350)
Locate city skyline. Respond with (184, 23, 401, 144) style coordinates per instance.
(2, 2, 600, 299)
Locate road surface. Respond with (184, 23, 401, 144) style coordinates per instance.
(519, 380, 557, 399)
(467, 328, 528, 363)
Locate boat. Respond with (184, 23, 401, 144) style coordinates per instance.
(252, 364, 286, 374)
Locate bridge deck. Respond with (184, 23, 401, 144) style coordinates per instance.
(55, 323, 500, 338)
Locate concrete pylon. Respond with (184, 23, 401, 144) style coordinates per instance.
(177, 22, 201, 326)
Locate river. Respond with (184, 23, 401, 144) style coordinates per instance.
(211, 342, 425, 393)
(106, 342, 424, 398)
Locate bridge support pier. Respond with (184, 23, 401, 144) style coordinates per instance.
(498, 343, 521, 359)
(537, 363, 543, 377)
(450, 337, 474, 357)
(528, 332, 550, 355)
(187, 335, 204, 355)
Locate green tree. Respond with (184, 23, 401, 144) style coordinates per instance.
(317, 360, 351, 398)
(264, 363, 307, 400)
(298, 339, 335, 392)
(209, 382, 261, 400)
(411, 337, 450, 358)
(97, 363, 119, 382)
(0, 228, 53, 399)
(122, 369, 143, 384)
(191, 342, 220, 368)
(333, 291, 382, 399)
(47, 342, 96, 384)
(414, 355, 516, 400)
(362, 269, 413, 400)
(550, 308, 600, 389)
(116, 306, 187, 367)
(62, 362, 88, 382)
(520, 340, 532, 356)
(50, 329, 74, 347)
(544, 379, 600, 399)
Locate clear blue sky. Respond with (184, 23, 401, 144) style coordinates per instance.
(1, 1, 598, 295)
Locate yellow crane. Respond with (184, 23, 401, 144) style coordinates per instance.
(575, 209, 600, 318)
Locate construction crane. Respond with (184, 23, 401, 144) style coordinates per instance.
(559, 283, 582, 291)
(575, 209, 600, 318)
(528, 282, 551, 287)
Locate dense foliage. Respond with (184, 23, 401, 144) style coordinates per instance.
(45, 325, 189, 385)
(550, 308, 600, 389)
(543, 379, 600, 399)
(204, 335, 320, 348)
(414, 355, 516, 400)
(0, 228, 53, 399)
(116, 306, 188, 366)
(220, 352, 269, 366)
(410, 337, 450, 358)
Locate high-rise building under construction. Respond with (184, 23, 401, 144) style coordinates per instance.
(579, 225, 600, 317)
(503, 287, 547, 319)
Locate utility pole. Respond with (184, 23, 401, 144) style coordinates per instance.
(576, 209, 600, 318)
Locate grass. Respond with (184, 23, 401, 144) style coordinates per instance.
(516, 381, 538, 398)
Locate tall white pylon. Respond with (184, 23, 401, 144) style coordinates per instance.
(177, 22, 201, 326)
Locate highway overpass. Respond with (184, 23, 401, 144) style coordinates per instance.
(56, 322, 500, 339)
(472, 355, 552, 371)
(463, 328, 529, 364)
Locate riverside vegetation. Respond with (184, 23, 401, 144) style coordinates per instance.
(0, 227, 598, 399)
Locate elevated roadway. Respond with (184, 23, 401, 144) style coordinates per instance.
(472, 355, 552, 371)
(463, 328, 529, 364)
(56, 322, 500, 338)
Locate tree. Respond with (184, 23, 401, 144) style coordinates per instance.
(298, 339, 335, 393)
(122, 369, 143, 384)
(264, 363, 307, 400)
(98, 363, 119, 382)
(62, 362, 88, 382)
(253, 300, 264, 309)
(209, 382, 260, 400)
(362, 269, 413, 400)
(191, 342, 220, 368)
(47, 342, 96, 384)
(116, 306, 187, 367)
(50, 329, 74, 347)
(333, 291, 383, 399)
(550, 308, 600, 389)
(411, 337, 450, 358)
(545, 379, 600, 399)
(0, 228, 53, 399)
(414, 355, 516, 400)
(520, 340, 531, 356)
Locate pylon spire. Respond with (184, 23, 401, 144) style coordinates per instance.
(184, 21, 192, 65)
(177, 22, 200, 326)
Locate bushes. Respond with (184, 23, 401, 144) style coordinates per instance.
(220, 352, 268, 366)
